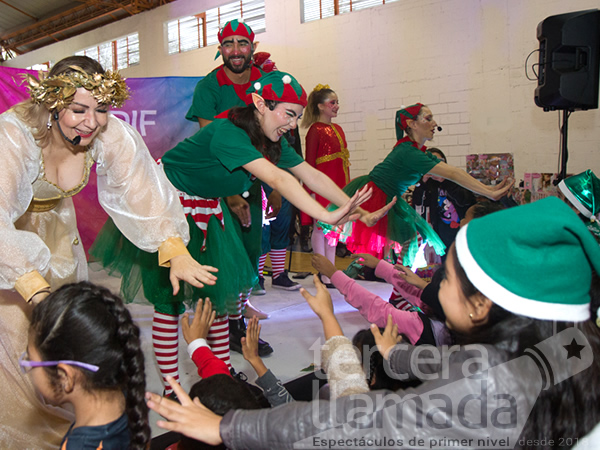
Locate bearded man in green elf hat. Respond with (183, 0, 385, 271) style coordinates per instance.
(186, 19, 262, 128)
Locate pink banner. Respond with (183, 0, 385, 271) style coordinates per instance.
(0, 67, 202, 253)
(0, 66, 38, 112)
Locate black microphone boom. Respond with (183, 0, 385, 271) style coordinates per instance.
(52, 111, 81, 146)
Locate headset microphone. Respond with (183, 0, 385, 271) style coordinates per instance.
(52, 111, 82, 146)
(437, 126, 443, 132)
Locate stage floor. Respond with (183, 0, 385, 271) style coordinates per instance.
(88, 252, 392, 438)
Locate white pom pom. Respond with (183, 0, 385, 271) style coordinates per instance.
(254, 82, 261, 91)
(400, 104, 406, 109)
(282, 75, 292, 84)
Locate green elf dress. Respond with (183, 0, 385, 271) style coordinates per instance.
(91, 118, 303, 315)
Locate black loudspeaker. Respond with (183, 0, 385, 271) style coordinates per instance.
(534, 9, 600, 111)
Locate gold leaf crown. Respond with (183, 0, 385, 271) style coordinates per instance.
(313, 83, 330, 92)
(23, 65, 130, 112)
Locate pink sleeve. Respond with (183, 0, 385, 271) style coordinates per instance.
(191, 347, 231, 379)
(330, 271, 424, 345)
(374, 261, 426, 309)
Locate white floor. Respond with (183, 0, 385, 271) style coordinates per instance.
(88, 263, 393, 439)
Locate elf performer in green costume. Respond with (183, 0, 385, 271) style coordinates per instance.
(324, 103, 514, 266)
(558, 169, 600, 244)
(184, 19, 272, 358)
(91, 72, 393, 394)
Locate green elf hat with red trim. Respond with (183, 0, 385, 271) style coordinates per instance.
(455, 197, 600, 322)
(558, 170, 600, 219)
(215, 19, 255, 60)
(247, 71, 307, 107)
(395, 103, 424, 140)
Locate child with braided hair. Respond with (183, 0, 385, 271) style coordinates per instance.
(23, 281, 150, 449)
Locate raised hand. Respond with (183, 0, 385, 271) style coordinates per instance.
(311, 254, 337, 279)
(300, 275, 343, 340)
(394, 264, 429, 289)
(370, 314, 402, 360)
(146, 376, 223, 445)
(182, 298, 216, 345)
(300, 274, 335, 320)
(352, 253, 380, 269)
(241, 316, 261, 362)
(241, 316, 269, 377)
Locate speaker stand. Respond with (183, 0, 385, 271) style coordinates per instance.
(555, 109, 573, 185)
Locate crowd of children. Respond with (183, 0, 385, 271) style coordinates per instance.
(1, 17, 599, 450)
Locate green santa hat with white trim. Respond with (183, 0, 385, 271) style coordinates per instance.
(558, 169, 600, 219)
(455, 197, 600, 322)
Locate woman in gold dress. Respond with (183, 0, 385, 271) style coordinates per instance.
(0, 55, 216, 448)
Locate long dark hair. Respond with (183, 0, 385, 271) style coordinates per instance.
(228, 101, 283, 165)
(448, 245, 600, 447)
(30, 281, 150, 449)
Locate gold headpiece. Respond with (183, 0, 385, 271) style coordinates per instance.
(23, 65, 130, 112)
(313, 83, 330, 92)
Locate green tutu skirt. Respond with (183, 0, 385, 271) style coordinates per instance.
(89, 206, 257, 316)
(320, 175, 446, 266)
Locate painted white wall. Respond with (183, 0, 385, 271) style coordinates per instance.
(4, 0, 600, 179)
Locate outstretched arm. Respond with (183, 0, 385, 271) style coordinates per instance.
(146, 377, 224, 445)
(300, 274, 343, 339)
(182, 298, 229, 378)
(429, 162, 514, 201)
(241, 316, 268, 378)
(242, 317, 294, 406)
(243, 158, 370, 226)
(290, 161, 396, 226)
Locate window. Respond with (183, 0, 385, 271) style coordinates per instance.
(116, 34, 140, 69)
(26, 62, 51, 71)
(302, 0, 399, 22)
(166, 0, 265, 55)
(76, 33, 139, 71)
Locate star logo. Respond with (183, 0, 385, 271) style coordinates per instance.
(563, 338, 586, 359)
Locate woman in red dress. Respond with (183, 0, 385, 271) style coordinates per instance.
(301, 85, 351, 285)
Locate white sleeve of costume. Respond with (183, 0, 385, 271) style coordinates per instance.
(92, 115, 190, 253)
(0, 112, 51, 289)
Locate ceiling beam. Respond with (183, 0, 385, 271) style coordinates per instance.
(1, 0, 175, 55)
(0, 0, 38, 21)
